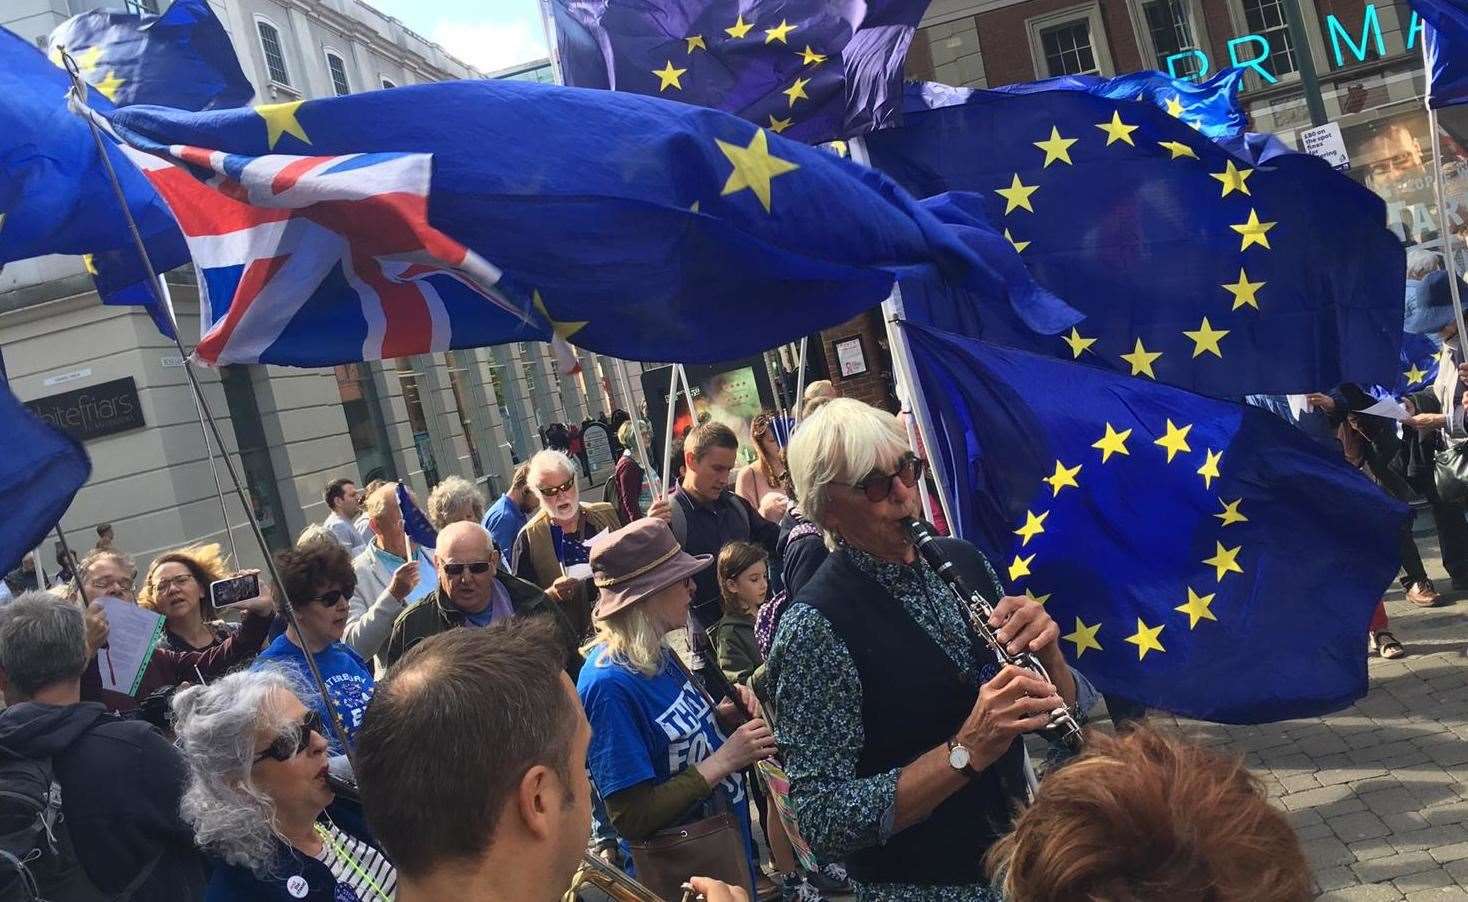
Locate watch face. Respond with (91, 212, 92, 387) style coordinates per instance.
(948, 743, 970, 771)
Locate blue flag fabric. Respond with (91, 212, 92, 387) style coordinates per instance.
(551, 0, 930, 145)
(1, 382, 92, 578)
(1396, 331, 1442, 397)
(102, 79, 1072, 366)
(869, 87, 1404, 396)
(904, 322, 1408, 723)
(0, 27, 186, 336)
(1411, 0, 1468, 108)
(48, 0, 253, 112)
(396, 483, 439, 551)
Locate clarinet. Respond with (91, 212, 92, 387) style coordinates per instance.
(905, 518, 1083, 752)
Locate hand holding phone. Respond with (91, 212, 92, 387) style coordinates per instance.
(209, 570, 272, 616)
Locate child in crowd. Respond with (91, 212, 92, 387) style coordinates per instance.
(712, 542, 768, 688)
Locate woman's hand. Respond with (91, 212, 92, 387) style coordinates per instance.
(233, 571, 276, 617)
(688, 876, 750, 902)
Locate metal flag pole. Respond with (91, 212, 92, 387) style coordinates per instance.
(155, 276, 239, 565)
(61, 52, 352, 755)
(611, 358, 663, 501)
(659, 366, 680, 496)
(1423, 38, 1468, 360)
(54, 527, 87, 605)
(791, 337, 809, 427)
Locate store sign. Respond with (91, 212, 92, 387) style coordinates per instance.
(1299, 122, 1351, 171)
(1165, 4, 1424, 85)
(25, 377, 145, 442)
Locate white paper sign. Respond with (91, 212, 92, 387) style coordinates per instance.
(1299, 122, 1350, 172)
(96, 597, 164, 696)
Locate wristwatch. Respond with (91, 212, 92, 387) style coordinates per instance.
(947, 739, 977, 779)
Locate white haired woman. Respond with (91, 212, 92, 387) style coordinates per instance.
(511, 449, 623, 640)
(172, 668, 396, 901)
(766, 399, 1098, 901)
(425, 475, 486, 530)
(578, 518, 776, 897)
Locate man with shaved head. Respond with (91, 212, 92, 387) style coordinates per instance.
(382, 521, 581, 676)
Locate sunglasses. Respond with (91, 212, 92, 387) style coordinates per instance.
(254, 710, 324, 763)
(443, 561, 494, 577)
(851, 453, 926, 503)
(538, 477, 577, 498)
(311, 589, 351, 607)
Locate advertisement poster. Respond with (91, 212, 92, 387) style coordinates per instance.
(1344, 111, 1468, 267)
(642, 358, 775, 467)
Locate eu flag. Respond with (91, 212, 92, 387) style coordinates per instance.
(1410, 0, 1468, 108)
(551, 0, 930, 144)
(48, 0, 253, 112)
(101, 80, 1070, 366)
(905, 322, 1409, 722)
(869, 87, 1404, 396)
(0, 378, 91, 578)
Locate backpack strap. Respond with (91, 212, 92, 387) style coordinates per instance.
(108, 850, 164, 901)
(669, 493, 692, 546)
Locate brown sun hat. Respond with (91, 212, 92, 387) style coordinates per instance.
(591, 517, 713, 620)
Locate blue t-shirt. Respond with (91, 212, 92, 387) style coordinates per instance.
(483, 493, 529, 558)
(577, 644, 755, 881)
(253, 635, 375, 755)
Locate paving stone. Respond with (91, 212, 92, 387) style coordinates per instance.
(1433, 843, 1468, 866)
(1319, 885, 1407, 901)
(1282, 784, 1358, 811)
(1354, 851, 1440, 883)
(1332, 812, 1394, 842)
(1281, 772, 1323, 793)
(1398, 869, 1458, 893)
(1366, 789, 1434, 817)
(1405, 890, 1468, 902)
(1316, 865, 1361, 892)
(1308, 836, 1360, 869)
(1391, 826, 1468, 854)
(1318, 766, 1390, 787)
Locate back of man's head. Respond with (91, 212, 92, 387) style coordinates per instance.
(356, 618, 584, 880)
(0, 592, 86, 701)
(510, 462, 532, 493)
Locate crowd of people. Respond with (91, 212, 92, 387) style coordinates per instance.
(0, 377, 1340, 902)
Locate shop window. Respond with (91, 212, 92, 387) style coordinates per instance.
(219, 366, 289, 553)
(446, 354, 486, 478)
(256, 19, 291, 87)
(1041, 21, 1098, 76)
(394, 361, 440, 488)
(1141, 0, 1203, 79)
(1241, 0, 1299, 80)
(335, 363, 396, 484)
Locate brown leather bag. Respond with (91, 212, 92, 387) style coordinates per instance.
(627, 799, 752, 901)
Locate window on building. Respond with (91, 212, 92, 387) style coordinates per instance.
(334, 364, 396, 483)
(219, 366, 289, 552)
(1241, 0, 1299, 80)
(124, 0, 159, 14)
(1040, 20, 1099, 77)
(380, 77, 397, 90)
(325, 52, 351, 96)
(446, 355, 486, 478)
(919, 18, 988, 88)
(1141, 0, 1203, 78)
(394, 361, 441, 488)
(256, 20, 291, 86)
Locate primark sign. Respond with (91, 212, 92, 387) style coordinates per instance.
(1166, 3, 1423, 83)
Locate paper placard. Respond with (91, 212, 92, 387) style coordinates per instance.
(96, 597, 163, 696)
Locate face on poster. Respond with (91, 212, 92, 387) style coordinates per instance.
(1347, 112, 1467, 249)
(648, 361, 770, 465)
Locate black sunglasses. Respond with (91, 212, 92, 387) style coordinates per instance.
(254, 710, 324, 763)
(443, 561, 494, 577)
(851, 453, 926, 503)
(310, 589, 351, 607)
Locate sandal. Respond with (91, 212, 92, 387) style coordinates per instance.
(1372, 631, 1406, 659)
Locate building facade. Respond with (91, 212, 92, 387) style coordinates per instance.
(1, 0, 648, 573)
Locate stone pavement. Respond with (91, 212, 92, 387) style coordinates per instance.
(1154, 528, 1468, 901)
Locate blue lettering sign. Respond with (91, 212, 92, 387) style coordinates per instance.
(1326, 4, 1385, 65)
(1228, 34, 1278, 84)
(1165, 49, 1210, 79)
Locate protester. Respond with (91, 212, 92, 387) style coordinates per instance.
(347, 482, 422, 672)
(612, 419, 657, 524)
(137, 543, 241, 652)
(803, 380, 837, 404)
(427, 474, 486, 529)
(512, 449, 623, 640)
(712, 541, 768, 688)
(384, 521, 580, 674)
(578, 518, 776, 894)
(323, 477, 369, 555)
(355, 477, 387, 537)
(0, 592, 206, 900)
(736, 413, 790, 524)
(94, 522, 114, 551)
(484, 461, 540, 561)
(252, 537, 374, 754)
(768, 399, 1098, 900)
(173, 669, 396, 901)
(78, 548, 275, 714)
(569, 421, 591, 476)
(800, 394, 834, 421)
(984, 727, 1311, 902)
(648, 421, 780, 630)
(52, 542, 77, 589)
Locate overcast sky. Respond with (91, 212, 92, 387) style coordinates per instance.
(369, 0, 548, 74)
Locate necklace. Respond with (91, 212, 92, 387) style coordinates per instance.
(313, 823, 391, 902)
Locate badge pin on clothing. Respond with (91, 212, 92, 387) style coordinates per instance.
(287, 874, 309, 898)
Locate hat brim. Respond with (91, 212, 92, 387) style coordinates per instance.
(593, 549, 714, 621)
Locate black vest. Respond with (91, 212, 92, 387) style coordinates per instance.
(802, 540, 1028, 887)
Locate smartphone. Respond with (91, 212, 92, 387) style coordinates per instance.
(209, 573, 260, 609)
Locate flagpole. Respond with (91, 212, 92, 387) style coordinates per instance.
(60, 52, 352, 757)
(792, 337, 809, 426)
(536, 0, 567, 85)
(611, 358, 663, 502)
(1423, 38, 1468, 359)
(659, 366, 680, 496)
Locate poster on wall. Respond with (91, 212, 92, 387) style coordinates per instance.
(641, 358, 776, 468)
(1344, 110, 1468, 266)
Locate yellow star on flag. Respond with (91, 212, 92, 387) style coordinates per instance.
(716, 128, 800, 213)
(995, 173, 1038, 214)
(256, 100, 310, 149)
(764, 19, 796, 43)
(1004, 228, 1030, 253)
(766, 114, 793, 134)
(652, 60, 687, 91)
(1183, 317, 1229, 358)
(782, 77, 811, 107)
(1064, 617, 1103, 657)
(93, 70, 125, 101)
(686, 34, 706, 52)
(1164, 94, 1185, 117)
(1014, 510, 1049, 546)
(1033, 126, 1077, 167)
(1216, 498, 1248, 526)
(1197, 448, 1223, 489)
(74, 45, 105, 72)
(1158, 140, 1198, 160)
(1096, 110, 1139, 146)
(1092, 423, 1132, 462)
(1175, 587, 1218, 629)
(1230, 209, 1276, 251)
(1154, 419, 1192, 462)
(1210, 159, 1253, 197)
(1124, 618, 1166, 659)
(1120, 338, 1162, 379)
(531, 290, 588, 340)
(1025, 589, 1053, 606)
(796, 45, 827, 65)
(1203, 541, 1243, 581)
(1405, 364, 1429, 386)
(82, 253, 98, 275)
(1222, 268, 1265, 311)
(1008, 553, 1036, 581)
(725, 15, 754, 38)
(1062, 327, 1096, 358)
(1044, 460, 1081, 496)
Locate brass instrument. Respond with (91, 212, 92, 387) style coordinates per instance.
(905, 518, 1084, 752)
(563, 853, 704, 902)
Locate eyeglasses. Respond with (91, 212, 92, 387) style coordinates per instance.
(537, 477, 576, 498)
(443, 561, 494, 577)
(850, 453, 926, 503)
(88, 577, 135, 595)
(311, 589, 351, 607)
(152, 574, 194, 592)
(254, 710, 324, 763)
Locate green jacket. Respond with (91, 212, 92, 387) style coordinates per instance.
(709, 612, 762, 687)
(382, 571, 582, 679)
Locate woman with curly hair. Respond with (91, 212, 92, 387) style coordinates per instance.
(735, 413, 790, 524)
(138, 543, 240, 652)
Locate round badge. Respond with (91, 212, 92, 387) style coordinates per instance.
(286, 875, 309, 898)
